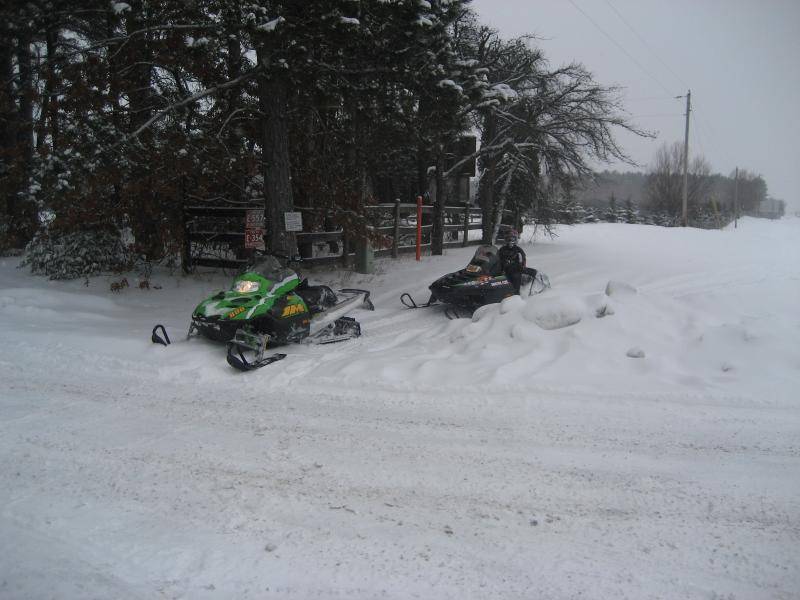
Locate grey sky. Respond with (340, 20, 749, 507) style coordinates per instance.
(470, 0, 800, 209)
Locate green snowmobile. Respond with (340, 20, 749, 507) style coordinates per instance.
(151, 254, 373, 371)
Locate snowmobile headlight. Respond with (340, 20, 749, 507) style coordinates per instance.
(233, 280, 260, 293)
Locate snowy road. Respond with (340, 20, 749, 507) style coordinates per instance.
(1, 218, 799, 599)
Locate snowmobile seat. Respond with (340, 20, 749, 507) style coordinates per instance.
(296, 279, 337, 314)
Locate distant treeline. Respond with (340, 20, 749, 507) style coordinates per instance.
(565, 156, 784, 228)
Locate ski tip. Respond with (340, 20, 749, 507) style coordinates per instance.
(151, 324, 170, 346)
(226, 344, 288, 371)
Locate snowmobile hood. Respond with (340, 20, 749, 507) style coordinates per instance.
(426, 246, 513, 309)
(428, 244, 503, 288)
(193, 271, 301, 321)
(430, 270, 507, 290)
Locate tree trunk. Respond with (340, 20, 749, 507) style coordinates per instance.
(431, 147, 446, 255)
(257, 47, 296, 256)
(16, 31, 33, 165)
(106, 12, 122, 134)
(8, 29, 36, 244)
(490, 163, 518, 242)
(479, 112, 497, 244)
(0, 22, 16, 223)
(39, 23, 59, 152)
(223, 2, 244, 203)
(124, 3, 159, 257)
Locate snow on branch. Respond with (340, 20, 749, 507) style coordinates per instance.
(117, 69, 260, 147)
(485, 83, 517, 101)
(438, 79, 463, 93)
(257, 16, 286, 33)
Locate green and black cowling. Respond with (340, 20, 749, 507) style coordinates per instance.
(152, 254, 372, 371)
(429, 245, 515, 308)
(401, 245, 550, 316)
(190, 255, 312, 345)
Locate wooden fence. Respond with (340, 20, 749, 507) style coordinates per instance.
(182, 201, 518, 272)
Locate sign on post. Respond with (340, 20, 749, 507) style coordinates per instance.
(245, 209, 265, 250)
(284, 211, 303, 232)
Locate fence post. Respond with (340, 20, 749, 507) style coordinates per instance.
(416, 195, 422, 261)
(181, 207, 193, 274)
(393, 199, 400, 259)
(462, 203, 470, 247)
(355, 231, 374, 274)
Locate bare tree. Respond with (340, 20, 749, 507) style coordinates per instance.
(455, 23, 651, 240)
(645, 141, 712, 217)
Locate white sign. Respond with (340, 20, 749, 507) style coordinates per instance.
(284, 211, 303, 232)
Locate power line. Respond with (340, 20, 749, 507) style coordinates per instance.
(629, 113, 683, 118)
(690, 111, 707, 158)
(603, 0, 690, 90)
(692, 103, 738, 170)
(624, 95, 680, 102)
(566, 0, 676, 97)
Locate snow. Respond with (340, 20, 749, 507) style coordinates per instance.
(257, 16, 285, 33)
(111, 2, 131, 15)
(486, 82, 518, 101)
(186, 36, 209, 48)
(1, 217, 799, 599)
(437, 79, 464, 93)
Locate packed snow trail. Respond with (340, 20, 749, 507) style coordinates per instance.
(1, 217, 799, 599)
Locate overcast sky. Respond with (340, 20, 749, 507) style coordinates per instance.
(469, 0, 800, 209)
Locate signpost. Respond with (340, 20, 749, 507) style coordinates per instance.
(284, 211, 303, 232)
(245, 209, 265, 250)
(416, 195, 422, 261)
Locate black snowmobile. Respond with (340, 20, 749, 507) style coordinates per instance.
(400, 245, 549, 317)
(151, 253, 373, 371)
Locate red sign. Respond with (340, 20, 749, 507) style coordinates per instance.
(245, 228, 265, 250)
(245, 209, 265, 249)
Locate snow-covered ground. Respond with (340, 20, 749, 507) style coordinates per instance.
(1, 217, 798, 599)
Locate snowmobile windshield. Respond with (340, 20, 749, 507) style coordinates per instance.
(465, 245, 501, 276)
(247, 256, 295, 283)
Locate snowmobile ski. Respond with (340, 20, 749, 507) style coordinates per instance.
(400, 293, 437, 309)
(151, 324, 171, 346)
(226, 343, 287, 371)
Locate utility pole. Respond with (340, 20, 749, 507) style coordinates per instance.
(681, 89, 691, 227)
(734, 166, 739, 229)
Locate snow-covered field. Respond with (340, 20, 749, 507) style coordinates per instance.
(1, 217, 799, 599)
